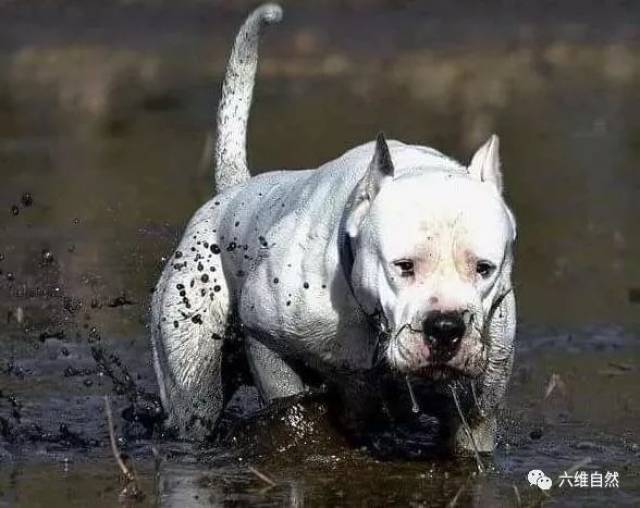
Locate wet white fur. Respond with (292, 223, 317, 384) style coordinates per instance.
(151, 4, 516, 453)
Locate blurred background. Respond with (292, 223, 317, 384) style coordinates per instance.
(1, 0, 639, 333)
(0, 2, 639, 505)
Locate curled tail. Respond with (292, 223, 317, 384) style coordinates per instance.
(214, 3, 283, 193)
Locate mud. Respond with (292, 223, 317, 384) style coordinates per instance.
(0, 327, 638, 506)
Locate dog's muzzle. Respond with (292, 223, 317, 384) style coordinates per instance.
(422, 310, 466, 362)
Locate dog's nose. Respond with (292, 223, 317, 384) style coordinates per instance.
(422, 311, 466, 356)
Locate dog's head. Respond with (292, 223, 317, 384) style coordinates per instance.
(344, 134, 516, 380)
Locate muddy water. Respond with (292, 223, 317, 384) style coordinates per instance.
(1, 1, 639, 506)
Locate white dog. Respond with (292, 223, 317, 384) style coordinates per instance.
(151, 3, 516, 455)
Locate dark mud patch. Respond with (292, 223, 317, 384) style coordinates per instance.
(0, 326, 638, 506)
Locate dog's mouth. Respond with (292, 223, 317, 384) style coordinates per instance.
(387, 330, 486, 380)
(385, 314, 491, 382)
(418, 342, 487, 380)
(423, 334, 463, 364)
(416, 363, 467, 381)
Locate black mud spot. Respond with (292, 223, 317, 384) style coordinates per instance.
(21, 192, 33, 207)
(107, 293, 134, 308)
(39, 330, 65, 342)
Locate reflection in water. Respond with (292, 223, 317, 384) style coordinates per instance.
(1, 334, 638, 506)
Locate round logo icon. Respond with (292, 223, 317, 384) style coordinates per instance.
(528, 469, 553, 490)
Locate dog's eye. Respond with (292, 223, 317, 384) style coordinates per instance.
(476, 260, 496, 278)
(393, 260, 414, 277)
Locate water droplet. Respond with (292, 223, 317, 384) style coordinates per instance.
(405, 376, 420, 414)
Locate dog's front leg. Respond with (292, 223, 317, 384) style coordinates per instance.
(245, 337, 306, 403)
(445, 289, 516, 456)
(447, 411, 498, 456)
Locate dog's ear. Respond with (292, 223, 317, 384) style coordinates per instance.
(345, 133, 395, 237)
(468, 134, 503, 193)
(365, 132, 395, 198)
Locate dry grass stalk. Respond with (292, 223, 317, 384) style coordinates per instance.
(104, 396, 144, 503)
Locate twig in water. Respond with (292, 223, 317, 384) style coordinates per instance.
(447, 476, 473, 508)
(513, 484, 522, 507)
(543, 373, 567, 401)
(104, 396, 144, 502)
(450, 384, 485, 474)
(565, 456, 592, 477)
(248, 465, 277, 488)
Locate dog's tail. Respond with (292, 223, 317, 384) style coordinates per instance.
(213, 3, 283, 194)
